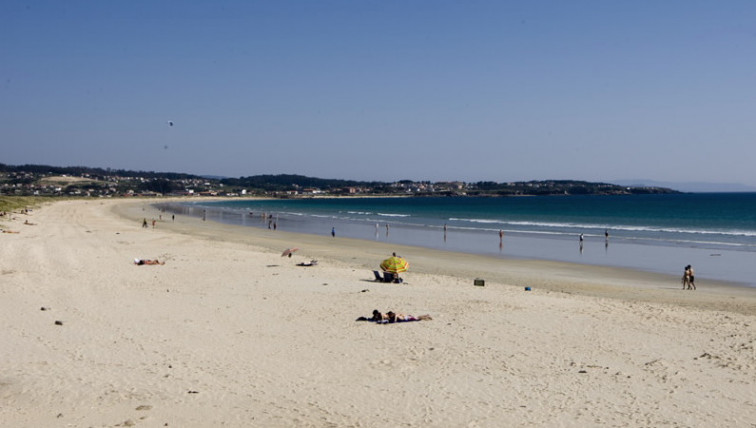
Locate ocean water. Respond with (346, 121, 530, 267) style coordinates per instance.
(157, 193, 756, 287)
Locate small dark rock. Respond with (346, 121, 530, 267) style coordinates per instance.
(54, 320, 63, 326)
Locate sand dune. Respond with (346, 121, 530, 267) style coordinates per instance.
(1, 199, 754, 427)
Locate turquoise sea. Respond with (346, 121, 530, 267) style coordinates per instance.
(158, 193, 756, 287)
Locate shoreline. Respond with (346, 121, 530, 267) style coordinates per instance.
(160, 195, 756, 288)
(2, 198, 754, 427)
(121, 197, 756, 315)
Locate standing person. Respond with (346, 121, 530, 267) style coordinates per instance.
(683, 265, 696, 290)
(172, 214, 175, 222)
(152, 219, 156, 229)
(142, 218, 148, 228)
(202, 210, 206, 221)
(331, 227, 336, 238)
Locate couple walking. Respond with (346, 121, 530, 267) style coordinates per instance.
(682, 265, 696, 290)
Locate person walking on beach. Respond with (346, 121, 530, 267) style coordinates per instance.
(142, 218, 148, 228)
(331, 227, 336, 238)
(682, 265, 696, 290)
(683, 265, 696, 290)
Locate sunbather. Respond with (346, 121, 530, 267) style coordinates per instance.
(356, 310, 431, 323)
(372, 271, 403, 283)
(387, 311, 432, 323)
(134, 258, 164, 265)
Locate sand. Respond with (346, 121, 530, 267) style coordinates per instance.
(1, 198, 754, 427)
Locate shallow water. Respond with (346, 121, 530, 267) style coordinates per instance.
(157, 194, 756, 287)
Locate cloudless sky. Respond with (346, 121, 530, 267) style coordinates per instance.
(2, 1, 756, 185)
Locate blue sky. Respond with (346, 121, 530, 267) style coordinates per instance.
(2, 1, 756, 186)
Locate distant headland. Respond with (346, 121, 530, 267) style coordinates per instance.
(0, 163, 678, 198)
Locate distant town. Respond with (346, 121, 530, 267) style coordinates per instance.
(0, 163, 678, 198)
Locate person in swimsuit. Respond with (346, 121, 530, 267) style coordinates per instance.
(386, 311, 432, 323)
(134, 258, 164, 265)
(356, 310, 431, 323)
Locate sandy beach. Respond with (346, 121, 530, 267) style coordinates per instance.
(1, 198, 755, 427)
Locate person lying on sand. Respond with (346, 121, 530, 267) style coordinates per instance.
(356, 310, 432, 323)
(134, 258, 164, 265)
(354, 310, 388, 323)
(23, 220, 36, 226)
(1, 229, 20, 234)
(386, 311, 432, 323)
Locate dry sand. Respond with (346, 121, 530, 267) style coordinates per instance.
(1, 198, 754, 427)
